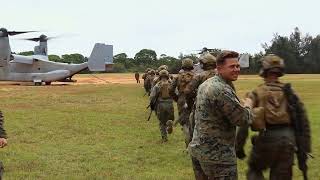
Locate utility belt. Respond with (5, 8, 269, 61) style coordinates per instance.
(158, 98, 173, 103)
(257, 125, 295, 143)
(265, 123, 291, 130)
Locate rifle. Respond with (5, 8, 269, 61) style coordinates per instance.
(283, 83, 311, 180)
(146, 90, 159, 121)
(147, 110, 153, 121)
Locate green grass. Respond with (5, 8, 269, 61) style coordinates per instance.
(0, 74, 319, 179)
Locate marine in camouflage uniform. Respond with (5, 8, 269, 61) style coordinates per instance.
(188, 51, 252, 180)
(185, 53, 217, 142)
(0, 111, 8, 179)
(134, 71, 140, 83)
(152, 65, 169, 89)
(145, 69, 156, 96)
(142, 68, 151, 93)
(150, 70, 174, 142)
(236, 54, 311, 180)
(169, 58, 195, 147)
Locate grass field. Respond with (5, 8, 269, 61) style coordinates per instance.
(0, 74, 319, 179)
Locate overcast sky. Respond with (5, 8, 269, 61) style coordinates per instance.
(1, 0, 319, 58)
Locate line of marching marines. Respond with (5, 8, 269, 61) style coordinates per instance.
(140, 51, 311, 180)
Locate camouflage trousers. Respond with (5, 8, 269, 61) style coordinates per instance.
(247, 129, 295, 180)
(143, 82, 150, 95)
(182, 123, 191, 147)
(156, 101, 174, 141)
(177, 99, 192, 147)
(191, 156, 237, 180)
(189, 106, 196, 141)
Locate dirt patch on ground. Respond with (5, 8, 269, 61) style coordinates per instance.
(0, 74, 139, 86)
(0, 74, 319, 86)
(73, 74, 138, 85)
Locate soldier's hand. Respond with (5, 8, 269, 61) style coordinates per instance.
(243, 98, 253, 109)
(236, 149, 246, 159)
(0, 138, 7, 148)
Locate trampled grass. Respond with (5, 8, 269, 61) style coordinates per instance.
(0, 74, 319, 179)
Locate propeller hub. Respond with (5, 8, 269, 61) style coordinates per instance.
(0, 28, 8, 37)
(39, 34, 48, 42)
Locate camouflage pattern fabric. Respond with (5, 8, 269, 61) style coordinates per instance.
(150, 80, 174, 141)
(185, 69, 216, 101)
(142, 73, 149, 93)
(152, 75, 159, 89)
(185, 69, 216, 139)
(189, 75, 252, 165)
(191, 156, 237, 180)
(246, 131, 295, 180)
(145, 74, 155, 96)
(200, 162, 237, 179)
(236, 81, 310, 180)
(152, 75, 172, 89)
(191, 156, 208, 180)
(134, 72, 140, 83)
(169, 70, 195, 146)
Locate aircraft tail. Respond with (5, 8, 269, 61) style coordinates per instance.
(88, 43, 113, 71)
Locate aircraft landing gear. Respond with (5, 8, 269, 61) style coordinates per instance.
(34, 82, 42, 86)
(45, 82, 51, 85)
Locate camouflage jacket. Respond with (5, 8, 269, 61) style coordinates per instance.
(169, 70, 194, 103)
(189, 75, 252, 164)
(0, 111, 7, 138)
(145, 75, 155, 89)
(150, 79, 173, 103)
(185, 69, 216, 102)
(153, 76, 172, 88)
(142, 73, 148, 80)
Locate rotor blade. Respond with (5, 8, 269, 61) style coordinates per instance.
(8, 31, 37, 36)
(23, 37, 41, 42)
(47, 36, 61, 40)
(21, 35, 67, 42)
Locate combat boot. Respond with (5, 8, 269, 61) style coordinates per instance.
(166, 120, 173, 134)
(161, 136, 168, 142)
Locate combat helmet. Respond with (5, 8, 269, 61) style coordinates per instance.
(181, 58, 194, 69)
(199, 53, 217, 68)
(259, 54, 285, 77)
(159, 69, 169, 78)
(145, 68, 151, 73)
(158, 65, 168, 71)
(149, 69, 156, 75)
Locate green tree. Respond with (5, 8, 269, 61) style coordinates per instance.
(18, 51, 34, 56)
(304, 35, 320, 73)
(114, 53, 128, 64)
(134, 49, 157, 65)
(48, 55, 61, 62)
(61, 53, 86, 64)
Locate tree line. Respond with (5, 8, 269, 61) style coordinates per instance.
(18, 27, 320, 74)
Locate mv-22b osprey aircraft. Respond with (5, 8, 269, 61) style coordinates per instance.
(0, 28, 113, 85)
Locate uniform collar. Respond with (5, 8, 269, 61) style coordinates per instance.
(216, 74, 236, 91)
